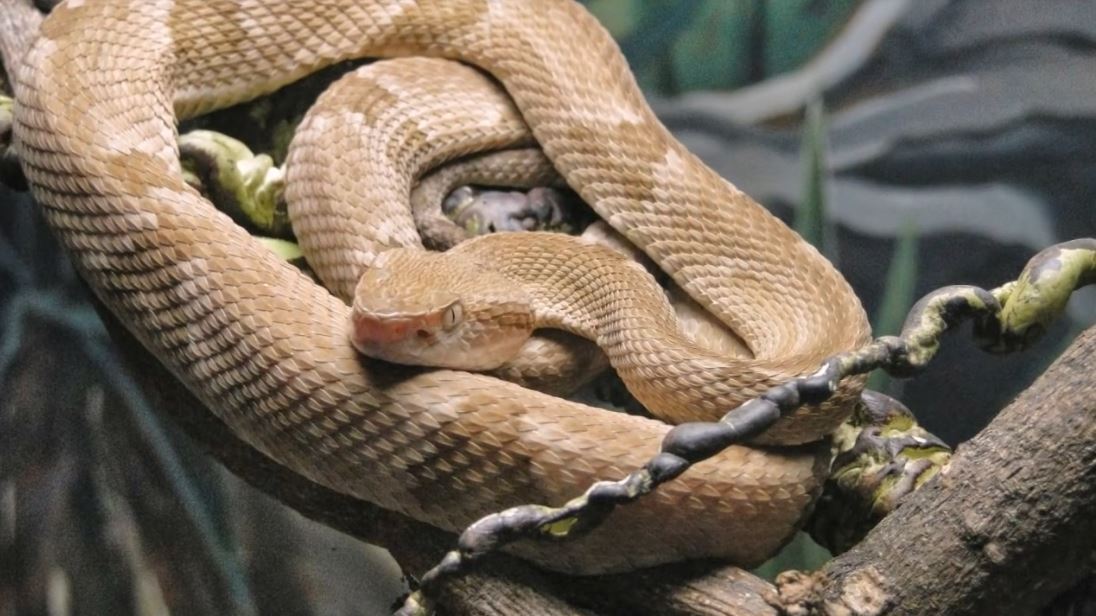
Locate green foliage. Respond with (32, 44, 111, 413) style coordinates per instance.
(584, 0, 641, 34)
(752, 532, 831, 580)
(764, 0, 861, 76)
(795, 99, 837, 261)
(581, 0, 862, 95)
(589, 0, 704, 94)
(670, 2, 760, 92)
(0, 204, 257, 614)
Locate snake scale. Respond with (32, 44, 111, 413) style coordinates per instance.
(13, 0, 870, 573)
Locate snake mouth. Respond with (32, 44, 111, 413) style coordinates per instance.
(350, 311, 432, 348)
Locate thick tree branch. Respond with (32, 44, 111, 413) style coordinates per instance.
(784, 324, 1096, 615)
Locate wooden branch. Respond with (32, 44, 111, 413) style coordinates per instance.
(783, 324, 1096, 615)
(564, 562, 779, 616)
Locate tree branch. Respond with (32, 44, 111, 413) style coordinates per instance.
(783, 324, 1096, 615)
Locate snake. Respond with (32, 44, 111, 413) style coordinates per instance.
(12, 0, 870, 574)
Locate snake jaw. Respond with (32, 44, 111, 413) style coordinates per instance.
(348, 304, 532, 371)
(350, 310, 434, 347)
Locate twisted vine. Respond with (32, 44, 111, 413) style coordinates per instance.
(399, 237, 1096, 616)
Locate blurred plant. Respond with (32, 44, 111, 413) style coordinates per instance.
(763, 0, 860, 76)
(752, 533, 831, 582)
(0, 195, 258, 615)
(582, 0, 861, 96)
(868, 221, 920, 393)
(795, 99, 838, 262)
(669, 2, 762, 93)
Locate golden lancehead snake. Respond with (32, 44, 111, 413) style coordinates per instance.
(13, 0, 870, 573)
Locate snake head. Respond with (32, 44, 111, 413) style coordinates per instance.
(349, 248, 534, 370)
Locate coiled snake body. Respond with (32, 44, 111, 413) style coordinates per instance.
(14, 0, 869, 572)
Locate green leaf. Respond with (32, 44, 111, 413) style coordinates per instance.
(867, 220, 920, 392)
(795, 99, 837, 261)
(752, 532, 831, 580)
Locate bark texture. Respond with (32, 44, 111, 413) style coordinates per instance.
(806, 324, 1096, 615)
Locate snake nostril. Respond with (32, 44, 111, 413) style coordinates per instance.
(416, 329, 431, 340)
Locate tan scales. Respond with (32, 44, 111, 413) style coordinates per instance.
(13, 0, 870, 573)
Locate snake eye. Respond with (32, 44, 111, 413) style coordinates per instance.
(442, 302, 463, 330)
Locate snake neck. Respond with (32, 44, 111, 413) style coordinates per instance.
(452, 232, 853, 440)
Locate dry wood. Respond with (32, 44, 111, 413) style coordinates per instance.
(790, 324, 1096, 616)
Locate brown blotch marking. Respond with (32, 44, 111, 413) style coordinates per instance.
(386, 0, 497, 62)
(405, 390, 540, 519)
(171, 1, 249, 57)
(552, 122, 662, 209)
(354, 71, 432, 172)
(1021, 239, 1095, 284)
